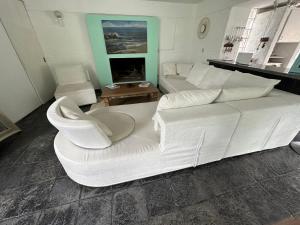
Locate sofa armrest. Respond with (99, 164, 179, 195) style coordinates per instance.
(156, 103, 240, 165)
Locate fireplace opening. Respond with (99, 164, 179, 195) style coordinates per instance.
(109, 58, 145, 83)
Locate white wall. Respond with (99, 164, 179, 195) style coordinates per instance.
(191, 0, 250, 63)
(24, 0, 197, 87)
(0, 0, 56, 103)
(0, 22, 41, 122)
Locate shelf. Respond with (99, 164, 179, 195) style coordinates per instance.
(269, 56, 285, 59)
(266, 62, 283, 67)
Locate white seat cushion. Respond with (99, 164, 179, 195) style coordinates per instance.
(159, 76, 198, 93)
(224, 95, 300, 157)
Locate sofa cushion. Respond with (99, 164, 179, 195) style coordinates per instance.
(223, 71, 280, 88)
(186, 63, 210, 85)
(159, 76, 198, 93)
(215, 87, 273, 103)
(157, 89, 221, 111)
(60, 105, 113, 136)
(176, 63, 193, 77)
(163, 63, 177, 75)
(196, 66, 233, 89)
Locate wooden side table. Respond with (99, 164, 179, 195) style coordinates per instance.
(100, 83, 160, 106)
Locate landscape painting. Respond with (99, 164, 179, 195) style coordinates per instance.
(102, 20, 147, 54)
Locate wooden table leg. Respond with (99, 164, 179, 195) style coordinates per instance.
(103, 97, 110, 106)
(150, 92, 159, 101)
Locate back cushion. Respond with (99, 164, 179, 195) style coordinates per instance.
(224, 71, 280, 88)
(163, 63, 177, 76)
(196, 66, 233, 89)
(186, 63, 210, 85)
(157, 89, 221, 111)
(47, 97, 112, 149)
(60, 105, 112, 136)
(55, 64, 87, 85)
(176, 63, 193, 77)
(215, 87, 273, 103)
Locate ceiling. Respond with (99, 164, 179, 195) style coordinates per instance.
(146, 0, 203, 4)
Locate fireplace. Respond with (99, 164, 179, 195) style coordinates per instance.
(109, 58, 145, 83)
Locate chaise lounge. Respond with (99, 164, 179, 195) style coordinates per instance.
(47, 63, 300, 187)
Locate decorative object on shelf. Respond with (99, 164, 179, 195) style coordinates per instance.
(138, 82, 150, 88)
(197, 17, 210, 39)
(223, 26, 245, 53)
(287, 0, 300, 7)
(223, 42, 234, 53)
(257, 37, 270, 49)
(0, 112, 21, 142)
(105, 83, 120, 89)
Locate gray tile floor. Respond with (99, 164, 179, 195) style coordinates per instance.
(0, 101, 300, 225)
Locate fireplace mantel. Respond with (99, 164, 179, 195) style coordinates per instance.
(86, 15, 159, 87)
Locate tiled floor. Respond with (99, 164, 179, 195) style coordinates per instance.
(0, 100, 300, 225)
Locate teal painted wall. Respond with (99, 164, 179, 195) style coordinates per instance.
(86, 14, 159, 88)
(290, 53, 300, 75)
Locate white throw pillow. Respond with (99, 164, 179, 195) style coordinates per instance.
(215, 87, 273, 103)
(157, 89, 221, 111)
(224, 71, 280, 88)
(176, 63, 193, 77)
(186, 63, 210, 85)
(197, 66, 233, 89)
(163, 63, 177, 76)
(60, 105, 113, 136)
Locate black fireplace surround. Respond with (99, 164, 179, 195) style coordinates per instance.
(109, 58, 145, 83)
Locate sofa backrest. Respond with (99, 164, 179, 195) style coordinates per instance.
(162, 63, 194, 77)
(54, 64, 89, 85)
(47, 97, 112, 149)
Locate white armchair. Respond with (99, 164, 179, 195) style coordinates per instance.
(54, 64, 97, 106)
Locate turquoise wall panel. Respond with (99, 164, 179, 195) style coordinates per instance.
(290, 53, 300, 75)
(86, 14, 159, 87)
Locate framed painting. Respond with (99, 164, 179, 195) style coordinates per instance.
(102, 20, 147, 54)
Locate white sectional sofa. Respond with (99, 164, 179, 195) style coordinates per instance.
(47, 63, 300, 187)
